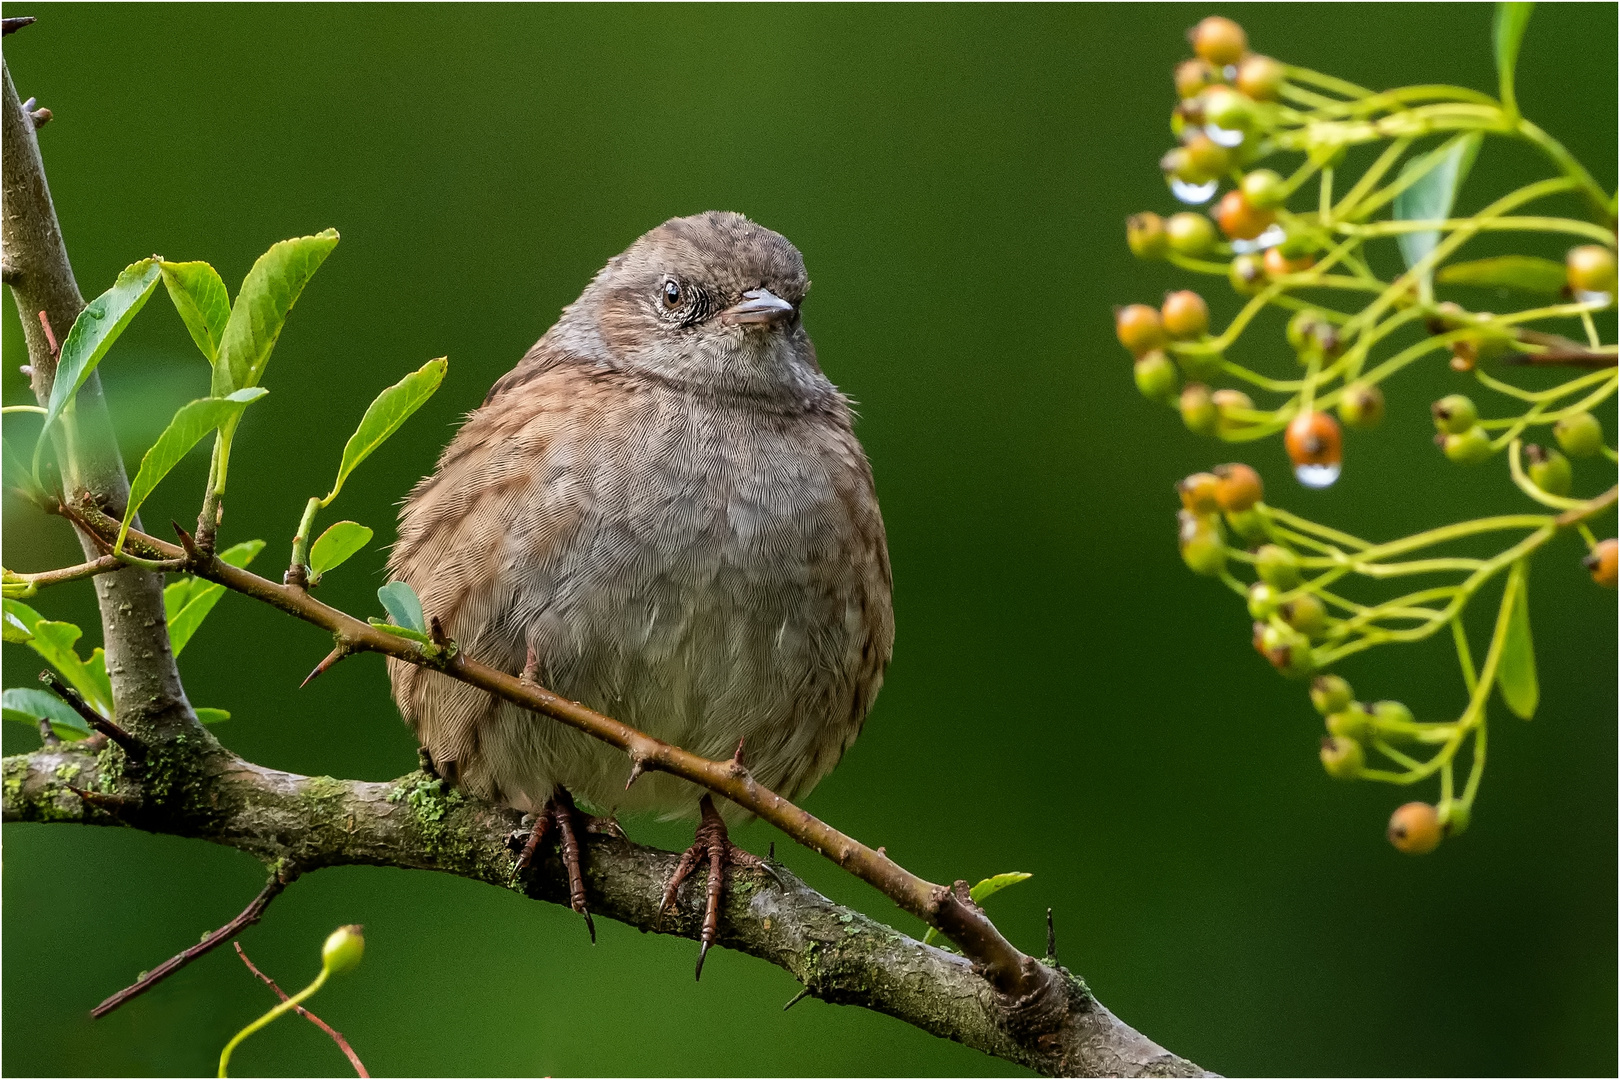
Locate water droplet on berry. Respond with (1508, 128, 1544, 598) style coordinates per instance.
(1294, 463, 1340, 488)
(1229, 224, 1286, 254)
(1169, 178, 1218, 205)
(1203, 123, 1245, 148)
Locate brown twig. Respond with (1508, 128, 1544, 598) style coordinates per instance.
(4, 554, 125, 594)
(91, 873, 291, 1018)
(37, 672, 144, 762)
(67, 504, 1047, 1000)
(233, 942, 369, 1078)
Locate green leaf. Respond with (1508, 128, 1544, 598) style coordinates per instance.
(377, 581, 426, 634)
(2, 687, 92, 740)
(1393, 133, 1482, 286)
(44, 258, 163, 429)
(325, 358, 447, 504)
(160, 260, 231, 363)
(1497, 562, 1538, 719)
(165, 539, 264, 656)
(309, 521, 374, 578)
(195, 707, 231, 725)
(214, 230, 339, 396)
(1437, 254, 1566, 294)
(923, 872, 1033, 947)
(1493, 3, 1535, 111)
(3, 598, 39, 642)
(120, 388, 268, 548)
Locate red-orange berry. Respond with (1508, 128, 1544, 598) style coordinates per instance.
(1191, 16, 1247, 66)
(1161, 290, 1210, 339)
(1585, 538, 1618, 587)
(1387, 802, 1442, 855)
(1285, 411, 1342, 468)
(1214, 189, 1275, 241)
(1212, 462, 1263, 512)
(1115, 304, 1167, 355)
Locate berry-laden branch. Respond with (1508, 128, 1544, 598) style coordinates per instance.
(0, 34, 1209, 1079)
(1117, 11, 1617, 853)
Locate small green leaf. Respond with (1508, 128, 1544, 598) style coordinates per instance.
(1437, 255, 1566, 294)
(45, 259, 163, 429)
(367, 619, 436, 646)
(923, 872, 1033, 947)
(195, 707, 231, 725)
(166, 539, 265, 656)
(2, 687, 92, 740)
(1497, 562, 1538, 719)
(3, 600, 37, 642)
(1393, 133, 1482, 285)
(325, 358, 447, 504)
(1493, 3, 1535, 111)
(214, 230, 339, 397)
(310, 521, 374, 577)
(120, 388, 268, 548)
(377, 581, 426, 634)
(160, 260, 231, 363)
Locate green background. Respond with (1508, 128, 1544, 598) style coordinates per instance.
(3, 3, 1615, 1075)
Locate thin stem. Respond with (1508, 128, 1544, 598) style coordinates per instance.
(218, 968, 329, 1077)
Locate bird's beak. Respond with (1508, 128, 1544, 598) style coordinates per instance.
(720, 288, 796, 326)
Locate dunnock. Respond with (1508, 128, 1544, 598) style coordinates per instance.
(388, 211, 893, 972)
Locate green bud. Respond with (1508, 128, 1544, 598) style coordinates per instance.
(1553, 411, 1605, 458)
(1254, 544, 1302, 589)
(1309, 674, 1354, 715)
(1431, 394, 1478, 434)
(1371, 700, 1414, 728)
(1442, 425, 1493, 465)
(1178, 510, 1227, 576)
(1247, 581, 1280, 620)
(1525, 444, 1573, 496)
(322, 924, 366, 975)
(1337, 383, 1384, 429)
(1225, 506, 1268, 542)
(1280, 592, 1327, 637)
(1126, 212, 1169, 259)
(1325, 706, 1373, 741)
(1134, 351, 1179, 402)
(1239, 169, 1286, 209)
(1438, 799, 1471, 836)
(1166, 212, 1216, 256)
(1319, 736, 1364, 778)
(1179, 382, 1218, 435)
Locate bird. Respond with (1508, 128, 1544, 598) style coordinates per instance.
(387, 210, 894, 975)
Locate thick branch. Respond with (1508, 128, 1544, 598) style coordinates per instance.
(3, 742, 1209, 1078)
(1, 59, 195, 742)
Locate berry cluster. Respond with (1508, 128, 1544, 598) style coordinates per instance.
(1121, 15, 1617, 853)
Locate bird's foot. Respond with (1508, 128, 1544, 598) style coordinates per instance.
(511, 787, 596, 943)
(658, 794, 780, 980)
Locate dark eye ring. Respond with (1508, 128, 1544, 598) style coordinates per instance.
(662, 280, 682, 308)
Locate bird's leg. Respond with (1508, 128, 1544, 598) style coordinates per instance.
(658, 794, 775, 980)
(513, 786, 596, 943)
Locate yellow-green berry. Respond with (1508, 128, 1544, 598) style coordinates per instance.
(1166, 212, 1217, 256)
(1338, 382, 1384, 429)
(1180, 382, 1218, 435)
(1310, 674, 1354, 715)
(1255, 543, 1302, 589)
(1280, 592, 1327, 637)
(1127, 212, 1169, 259)
(322, 924, 366, 975)
(1431, 394, 1477, 434)
(1553, 411, 1604, 458)
(1441, 425, 1493, 465)
(1325, 706, 1372, 741)
(1178, 510, 1227, 575)
(1319, 735, 1364, 779)
(1134, 350, 1179, 402)
(1525, 444, 1572, 496)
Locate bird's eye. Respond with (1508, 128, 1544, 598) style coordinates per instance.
(662, 280, 683, 308)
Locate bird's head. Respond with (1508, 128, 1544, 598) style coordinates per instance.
(569, 211, 822, 397)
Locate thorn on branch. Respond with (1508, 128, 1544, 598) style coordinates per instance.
(36, 310, 59, 357)
(39, 672, 144, 763)
(301, 644, 351, 688)
(624, 753, 647, 791)
(782, 987, 812, 1011)
(519, 644, 539, 685)
(234, 942, 369, 1078)
(2, 16, 37, 35)
(91, 872, 293, 1019)
(65, 785, 141, 815)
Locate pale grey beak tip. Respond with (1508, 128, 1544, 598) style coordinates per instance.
(721, 288, 796, 326)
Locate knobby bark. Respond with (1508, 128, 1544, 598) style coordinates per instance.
(0, 45, 1211, 1078)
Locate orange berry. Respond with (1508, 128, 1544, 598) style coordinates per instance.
(1285, 411, 1342, 468)
(1178, 472, 1222, 514)
(1387, 802, 1442, 855)
(1235, 54, 1285, 100)
(1161, 290, 1210, 339)
(1191, 16, 1247, 66)
(1115, 304, 1167, 355)
(1566, 245, 1617, 296)
(1263, 246, 1314, 277)
(1214, 189, 1275, 241)
(1585, 538, 1618, 587)
(1212, 462, 1263, 511)
(1175, 57, 1219, 100)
